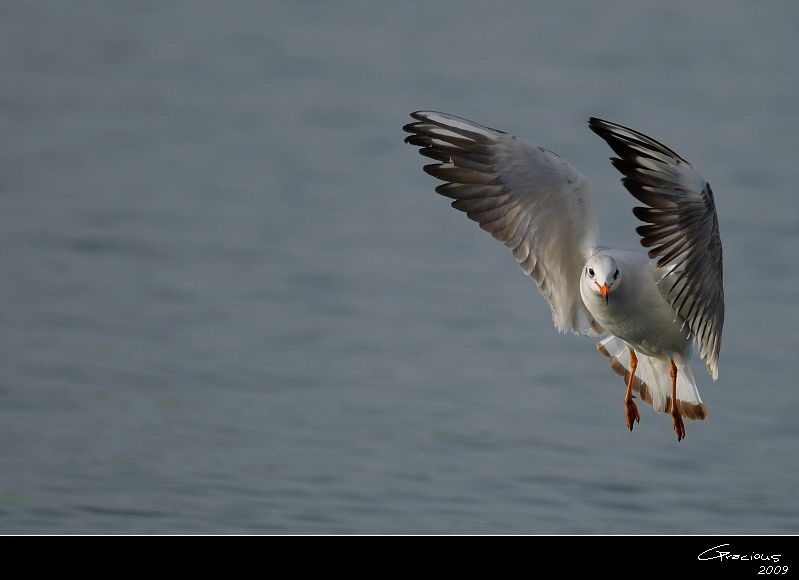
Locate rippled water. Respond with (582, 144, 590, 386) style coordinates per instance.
(1, 1, 798, 533)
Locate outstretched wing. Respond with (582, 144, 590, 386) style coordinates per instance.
(588, 118, 724, 379)
(404, 111, 601, 335)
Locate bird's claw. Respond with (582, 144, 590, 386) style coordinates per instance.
(625, 398, 640, 431)
(671, 411, 685, 441)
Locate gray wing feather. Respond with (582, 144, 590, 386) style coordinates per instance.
(404, 111, 601, 335)
(588, 118, 724, 379)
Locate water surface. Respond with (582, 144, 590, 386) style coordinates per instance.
(1, 1, 797, 533)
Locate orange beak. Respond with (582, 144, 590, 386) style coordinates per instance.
(598, 283, 610, 303)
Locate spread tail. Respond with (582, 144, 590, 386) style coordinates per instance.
(597, 336, 707, 420)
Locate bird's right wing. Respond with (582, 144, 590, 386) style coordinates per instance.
(404, 111, 601, 335)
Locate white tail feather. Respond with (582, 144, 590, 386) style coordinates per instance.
(597, 336, 707, 420)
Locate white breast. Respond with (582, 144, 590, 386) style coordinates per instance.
(580, 250, 691, 358)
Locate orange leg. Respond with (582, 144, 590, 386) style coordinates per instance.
(670, 359, 685, 441)
(624, 349, 640, 431)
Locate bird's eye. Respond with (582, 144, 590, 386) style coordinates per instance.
(588, 268, 595, 278)
(614, 269, 619, 280)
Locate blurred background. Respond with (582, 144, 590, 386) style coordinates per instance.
(1, 0, 797, 533)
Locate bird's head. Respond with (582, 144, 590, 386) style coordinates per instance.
(583, 255, 620, 304)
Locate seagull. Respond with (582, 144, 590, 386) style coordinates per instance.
(403, 111, 724, 441)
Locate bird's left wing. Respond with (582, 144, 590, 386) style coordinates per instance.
(404, 111, 601, 335)
(589, 118, 724, 379)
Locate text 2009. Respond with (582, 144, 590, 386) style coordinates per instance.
(758, 566, 789, 575)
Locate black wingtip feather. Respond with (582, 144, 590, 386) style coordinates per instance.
(589, 117, 684, 161)
(403, 120, 423, 134)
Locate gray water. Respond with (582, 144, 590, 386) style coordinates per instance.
(1, 1, 798, 534)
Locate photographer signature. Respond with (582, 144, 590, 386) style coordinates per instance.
(698, 543, 782, 563)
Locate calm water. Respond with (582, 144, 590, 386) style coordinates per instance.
(1, 1, 798, 533)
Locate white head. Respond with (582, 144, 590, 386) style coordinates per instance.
(582, 254, 621, 304)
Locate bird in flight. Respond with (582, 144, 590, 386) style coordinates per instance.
(403, 111, 724, 441)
